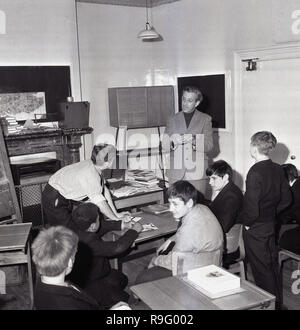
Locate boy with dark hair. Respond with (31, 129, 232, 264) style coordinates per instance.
(239, 131, 292, 309)
(135, 180, 223, 284)
(68, 202, 142, 309)
(206, 160, 243, 234)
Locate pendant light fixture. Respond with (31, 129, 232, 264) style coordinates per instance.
(137, 0, 160, 40)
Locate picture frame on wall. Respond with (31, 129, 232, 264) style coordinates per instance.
(177, 74, 226, 129)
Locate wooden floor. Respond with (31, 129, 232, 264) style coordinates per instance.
(1, 252, 300, 310)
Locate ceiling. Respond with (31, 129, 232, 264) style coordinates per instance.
(76, 0, 181, 7)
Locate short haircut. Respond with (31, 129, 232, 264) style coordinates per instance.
(206, 160, 233, 179)
(91, 143, 116, 165)
(182, 86, 203, 103)
(281, 163, 298, 182)
(250, 131, 277, 155)
(32, 226, 78, 277)
(72, 202, 99, 231)
(167, 180, 198, 205)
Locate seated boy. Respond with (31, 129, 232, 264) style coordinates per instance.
(32, 225, 130, 310)
(68, 202, 142, 309)
(135, 180, 223, 284)
(206, 160, 243, 234)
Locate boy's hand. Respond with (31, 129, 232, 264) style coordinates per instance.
(121, 220, 133, 230)
(119, 213, 132, 223)
(131, 222, 143, 233)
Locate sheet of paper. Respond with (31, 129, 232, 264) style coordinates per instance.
(131, 216, 142, 222)
(142, 223, 158, 232)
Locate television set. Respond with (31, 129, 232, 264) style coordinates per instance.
(0, 66, 72, 123)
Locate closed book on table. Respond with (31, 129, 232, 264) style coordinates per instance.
(185, 265, 241, 299)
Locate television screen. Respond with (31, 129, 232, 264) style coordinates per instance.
(0, 66, 71, 123)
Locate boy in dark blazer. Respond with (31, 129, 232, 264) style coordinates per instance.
(206, 160, 243, 234)
(238, 131, 292, 309)
(278, 163, 300, 253)
(68, 203, 142, 309)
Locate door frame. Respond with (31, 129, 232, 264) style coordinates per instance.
(233, 44, 300, 188)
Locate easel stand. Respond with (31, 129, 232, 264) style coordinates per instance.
(0, 125, 22, 224)
(114, 126, 167, 189)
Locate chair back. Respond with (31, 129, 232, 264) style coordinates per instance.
(223, 224, 246, 279)
(226, 224, 242, 254)
(171, 248, 222, 276)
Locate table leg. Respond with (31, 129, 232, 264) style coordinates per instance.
(27, 245, 34, 309)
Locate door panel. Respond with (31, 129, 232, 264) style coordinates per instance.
(241, 57, 300, 177)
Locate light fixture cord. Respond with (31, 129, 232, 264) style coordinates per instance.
(75, 0, 83, 102)
(146, 0, 149, 24)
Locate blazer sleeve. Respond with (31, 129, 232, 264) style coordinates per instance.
(98, 218, 122, 236)
(214, 195, 241, 233)
(277, 175, 292, 215)
(89, 229, 139, 257)
(203, 115, 213, 153)
(162, 116, 178, 151)
(238, 170, 261, 227)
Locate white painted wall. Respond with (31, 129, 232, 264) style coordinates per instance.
(0, 0, 84, 158)
(0, 0, 80, 98)
(77, 0, 300, 184)
(3, 0, 298, 184)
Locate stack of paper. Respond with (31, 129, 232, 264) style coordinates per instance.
(5, 116, 22, 134)
(126, 170, 159, 186)
(186, 265, 241, 299)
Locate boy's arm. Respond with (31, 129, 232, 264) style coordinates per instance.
(238, 171, 261, 227)
(90, 229, 139, 257)
(98, 218, 122, 236)
(277, 175, 292, 214)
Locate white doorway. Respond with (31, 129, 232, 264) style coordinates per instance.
(234, 45, 300, 189)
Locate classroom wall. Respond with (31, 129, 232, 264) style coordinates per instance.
(0, 0, 80, 97)
(77, 0, 287, 183)
(0, 0, 84, 158)
(1, 1, 299, 184)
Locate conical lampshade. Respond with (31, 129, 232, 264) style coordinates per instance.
(137, 22, 160, 40)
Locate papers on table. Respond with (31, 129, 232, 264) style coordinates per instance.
(142, 223, 158, 232)
(131, 216, 142, 222)
(112, 181, 161, 198)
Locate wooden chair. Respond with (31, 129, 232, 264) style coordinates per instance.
(279, 249, 300, 270)
(171, 249, 222, 276)
(223, 224, 246, 279)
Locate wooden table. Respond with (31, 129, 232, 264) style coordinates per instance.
(0, 223, 33, 309)
(130, 275, 276, 310)
(113, 188, 165, 210)
(111, 211, 178, 270)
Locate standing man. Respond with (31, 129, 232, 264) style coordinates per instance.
(238, 131, 292, 309)
(162, 86, 213, 197)
(42, 143, 130, 228)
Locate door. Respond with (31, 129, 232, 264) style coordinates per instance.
(239, 56, 300, 180)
